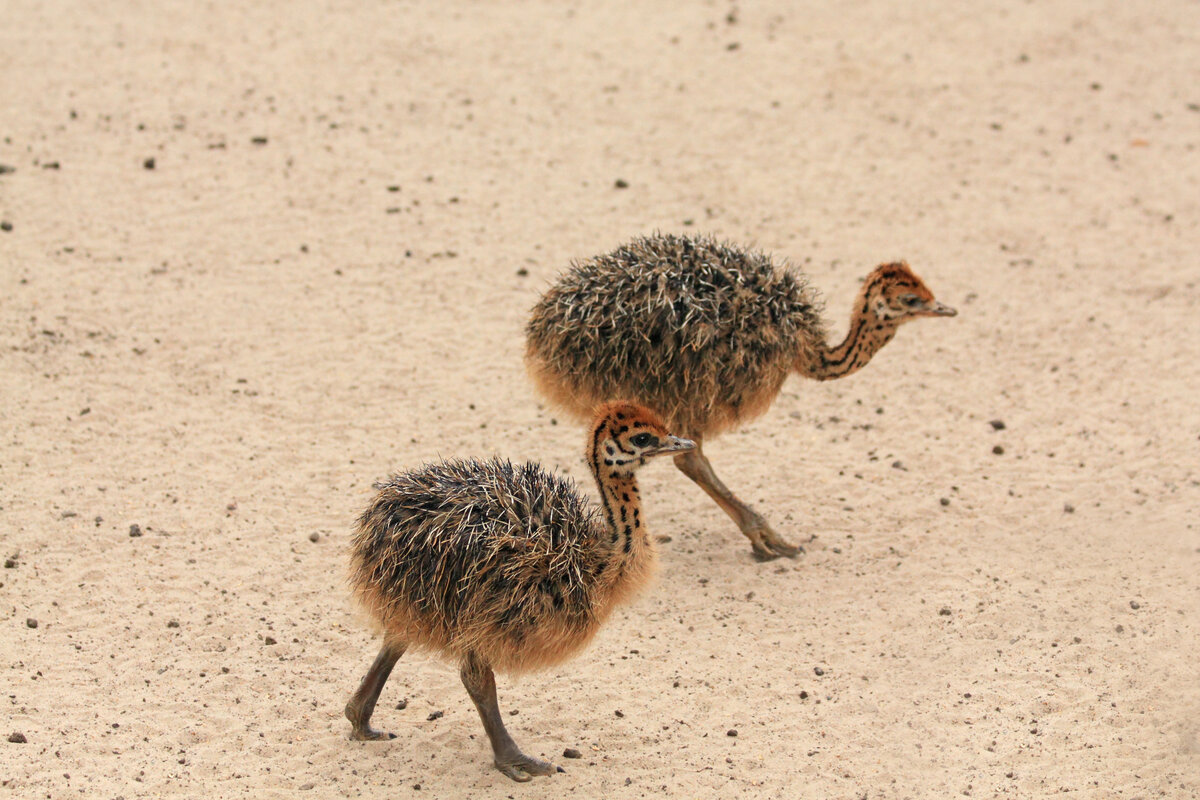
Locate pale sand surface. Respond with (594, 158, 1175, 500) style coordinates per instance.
(3, 2, 1199, 798)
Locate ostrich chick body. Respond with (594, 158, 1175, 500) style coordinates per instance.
(525, 233, 956, 560)
(345, 402, 693, 781)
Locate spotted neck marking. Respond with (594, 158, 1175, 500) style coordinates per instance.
(587, 415, 648, 561)
(805, 269, 907, 381)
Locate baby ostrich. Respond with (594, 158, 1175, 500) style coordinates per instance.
(345, 402, 693, 781)
(525, 232, 956, 560)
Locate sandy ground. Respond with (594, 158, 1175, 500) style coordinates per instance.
(3, 1, 1199, 798)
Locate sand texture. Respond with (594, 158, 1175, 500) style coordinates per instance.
(2, 1, 1199, 798)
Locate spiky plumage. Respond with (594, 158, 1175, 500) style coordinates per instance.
(350, 457, 611, 672)
(527, 233, 826, 436)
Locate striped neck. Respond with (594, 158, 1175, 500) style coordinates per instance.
(587, 430, 648, 563)
(804, 275, 898, 381)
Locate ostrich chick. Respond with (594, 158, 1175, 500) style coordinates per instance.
(345, 402, 694, 781)
(525, 233, 956, 560)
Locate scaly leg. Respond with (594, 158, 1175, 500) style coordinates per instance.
(674, 437, 801, 560)
(345, 641, 405, 740)
(460, 651, 561, 782)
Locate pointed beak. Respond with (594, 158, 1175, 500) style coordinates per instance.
(925, 300, 957, 317)
(650, 435, 696, 456)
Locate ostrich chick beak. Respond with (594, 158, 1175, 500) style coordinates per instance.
(649, 436, 696, 456)
(926, 300, 957, 317)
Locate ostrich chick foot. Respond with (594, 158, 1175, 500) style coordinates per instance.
(746, 522, 802, 561)
(494, 751, 563, 782)
(347, 718, 395, 741)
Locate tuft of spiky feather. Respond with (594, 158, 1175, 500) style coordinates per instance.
(349, 457, 622, 673)
(526, 232, 826, 435)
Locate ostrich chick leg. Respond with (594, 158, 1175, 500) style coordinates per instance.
(460, 652, 561, 782)
(674, 438, 801, 560)
(345, 641, 405, 740)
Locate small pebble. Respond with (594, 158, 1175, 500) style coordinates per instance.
(563, 747, 582, 759)
(516, 267, 529, 277)
(26, 618, 38, 629)
(1130, 600, 1140, 610)
(726, 729, 738, 737)
(813, 667, 824, 676)
(1063, 503, 1075, 513)
(1115, 624, 1124, 633)
(799, 690, 809, 699)
(940, 497, 951, 507)
(167, 620, 180, 628)
(992, 445, 1005, 455)
(426, 710, 443, 721)
(129, 524, 142, 538)
(0, 221, 12, 232)
(614, 178, 629, 189)
(143, 158, 155, 170)
(4, 558, 16, 568)
(939, 607, 952, 616)
(309, 532, 320, 543)
(989, 420, 1006, 430)
(263, 636, 277, 645)
(8, 732, 27, 743)
(614, 709, 624, 717)
(251, 136, 268, 145)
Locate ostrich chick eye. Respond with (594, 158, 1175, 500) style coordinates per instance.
(899, 294, 921, 307)
(629, 432, 657, 448)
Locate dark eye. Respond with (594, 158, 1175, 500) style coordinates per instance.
(629, 432, 656, 448)
(900, 294, 921, 307)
